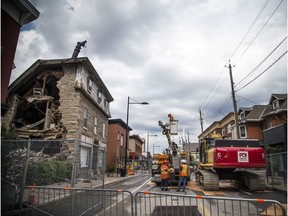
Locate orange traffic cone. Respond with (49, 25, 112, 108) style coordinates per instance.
(28, 183, 38, 205)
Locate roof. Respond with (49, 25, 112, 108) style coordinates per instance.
(263, 93, 287, 117)
(268, 94, 287, 104)
(8, 57, 114, 102)
(108, 118, 132, 131)
(244, 105, 267, 122)
(238, 107, 252, 114)
(2, 0, 40, 25)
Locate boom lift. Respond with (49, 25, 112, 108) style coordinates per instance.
(151, 115, 190, 185)
(196, 134, 266, 191)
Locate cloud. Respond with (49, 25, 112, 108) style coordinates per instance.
(12, 0, 287, 147)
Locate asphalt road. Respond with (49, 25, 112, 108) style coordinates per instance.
(21, 173, 286, 216)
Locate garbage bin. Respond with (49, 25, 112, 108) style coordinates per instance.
(120, 168, 126, 177)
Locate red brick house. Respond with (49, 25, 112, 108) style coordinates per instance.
(107, 119, 131, 170)
(129, 134, 144, 160)
(237, 105, 267, 141)
(198, 112, 235, 141)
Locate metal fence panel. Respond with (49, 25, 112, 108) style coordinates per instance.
(20, 186, 133, 216)
(134, 191, 286, 216)
(266, 152, 287, 191)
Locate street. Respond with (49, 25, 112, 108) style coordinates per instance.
(104, 172, 287, 216)
(22, 171, 286, 215)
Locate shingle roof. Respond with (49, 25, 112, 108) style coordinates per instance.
(244, 105, 267, 121)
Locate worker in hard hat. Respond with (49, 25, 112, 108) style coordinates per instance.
(176, 159, 188, 193)
(160, 160, 170, 191)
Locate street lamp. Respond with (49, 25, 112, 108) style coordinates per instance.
(147, 132, 158, 171)
(124, 96, 149, 176)
(152, 144, 160, 156)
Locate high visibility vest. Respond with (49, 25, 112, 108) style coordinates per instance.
(180, 164, 188, 177)
(161, 164, 170, 179)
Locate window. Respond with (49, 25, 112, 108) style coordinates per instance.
(97, 89, 102, 103)
(87, 76, 92, 93)
(240, 111, 245, 120)
(94, 116, 98, 135)
(104, 99, 109, 110)
(272, 100, 279, 109)
(227, 123, 232, 133)
(120, 134, 124, 146)
(221, 128, 226, 137)
(102, 123, 106, 139)
(239, 125, 247, 138)
(83, 107, 88, 128)
(267, 119, 273, 129)
(80, 146, 91, 168)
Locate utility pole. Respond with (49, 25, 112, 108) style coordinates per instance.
(226, 61, 239, 139)
(199, 109, 205, 141)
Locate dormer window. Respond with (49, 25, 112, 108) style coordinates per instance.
(87, 76, 92, 93)
(272, 99, 280, 110)
(240, 111, 245, 119)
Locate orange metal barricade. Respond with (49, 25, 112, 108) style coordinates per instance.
(134, 191, 286, 216)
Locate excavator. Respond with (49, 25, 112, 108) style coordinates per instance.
(151, 115, 190, 185)
(196, 134, 266, 191)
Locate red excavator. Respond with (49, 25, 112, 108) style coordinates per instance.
(196, 134, 266, 191)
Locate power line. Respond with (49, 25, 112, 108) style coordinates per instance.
(236, 50, 287, 92)
(229, 0, 270, 61)
(234, 0, 284, 64)
(199, 66, 226, 109)
(235, 36, 287, 88)
(237, 94, 259, 105)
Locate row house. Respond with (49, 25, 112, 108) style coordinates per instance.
(198, 112, 235, 141)
(238, 105, 267, 141)
(2, 57, 114, 175)
(198, 93, 287, 152)
(262, 94, 287, 152)
(129, 134, 145, 160)
(107, 119, 131, 170)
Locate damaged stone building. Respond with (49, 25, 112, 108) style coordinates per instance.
(2, 57, 114, 174)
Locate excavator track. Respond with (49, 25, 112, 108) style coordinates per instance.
(196, 170, 219, 191)
(236, 169, 266, 191)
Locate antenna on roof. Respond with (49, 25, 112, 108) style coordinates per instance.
(71, 40, 87, 58)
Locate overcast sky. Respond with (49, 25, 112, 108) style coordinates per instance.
(12, 0, 287, 153)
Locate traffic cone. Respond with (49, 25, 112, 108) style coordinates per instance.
(28, 183, 38, 205)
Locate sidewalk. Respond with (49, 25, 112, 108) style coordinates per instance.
(48, 170, 147, 189)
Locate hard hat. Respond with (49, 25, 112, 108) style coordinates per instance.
(163, 160, 168, 164)
(181, 159, 187, 163)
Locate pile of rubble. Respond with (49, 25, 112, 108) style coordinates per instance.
(2, 147, 71, 184)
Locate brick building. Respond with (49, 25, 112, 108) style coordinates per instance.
(107, 119, 131, 170)
(129, 134, 144, 160)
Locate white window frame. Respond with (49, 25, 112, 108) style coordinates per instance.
(240, 111, 245, 120)
(239, 125, 247, 138)
(227, 123, 232, 134)
(80, 146, 91, 168)
(120, 134, 124, 146)
(272, 100, 279, 109)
